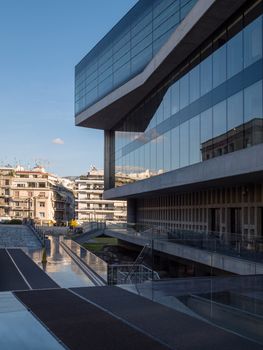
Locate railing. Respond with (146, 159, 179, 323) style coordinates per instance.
(124, 243, 151, 283)
(166, 229, 263, 263)
(131, 275, 263, 345)
(108, 264, 160, 285)
(26, 221, 45, 246)
(81, 221, 105, 233)
(105, 223, 263, 263)
(62, 235, 159, 286)
(62, 239, 108, 283)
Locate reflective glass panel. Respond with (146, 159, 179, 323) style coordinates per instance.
(244, 80, 263, 122)
(163, 131, 171, 172)
(179, 74, 189, 109)
(189, 115, 201, 164)
(171, 81, 180, 115)
(227, 91, 244, 130)
(200, 56, 212, 96)
(189, 65, 200, 103)
(244, 16, 262, 68)
(213, 45, 226, 88)
(213, 100, 227, 138)
(156, 134, 164, 174)
(171, 127, 180, 170)
(227, 31, 243, 78)
(179, 121, 189, 167)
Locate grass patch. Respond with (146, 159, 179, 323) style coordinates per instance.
(82, 237, 118, 252)
(93, 237, 118, 244)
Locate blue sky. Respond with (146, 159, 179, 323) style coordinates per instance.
(0, 0, 137, 176)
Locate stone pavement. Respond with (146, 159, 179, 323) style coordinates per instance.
(0, 224, 41, 249)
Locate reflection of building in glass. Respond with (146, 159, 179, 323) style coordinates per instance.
(75, 167, 126, 223)
(75, 0, 263, 239)
(201, 118, 263, 161)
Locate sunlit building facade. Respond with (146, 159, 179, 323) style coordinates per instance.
(0, 166, 74, 225)
(75, 0, 263, 239)
(74, 168, 127, 223)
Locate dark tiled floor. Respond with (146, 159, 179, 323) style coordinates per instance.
(8, 249, 58, 289)
(72, 286, 263, 350)
(15, 288, 170, 350)
(0, 249, 29, 291)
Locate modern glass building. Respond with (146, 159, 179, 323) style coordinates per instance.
(75, 0, 263, 239)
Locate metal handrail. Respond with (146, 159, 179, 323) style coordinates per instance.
(108, 263, 160, 285)
(124, 243, 151, 283)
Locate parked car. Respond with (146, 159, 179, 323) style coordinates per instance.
(0, 216, 11, 223)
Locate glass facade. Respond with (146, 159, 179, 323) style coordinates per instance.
(75, 0, 197, 115)
(114, 3, 263, 186)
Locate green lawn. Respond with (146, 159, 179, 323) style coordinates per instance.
(82, 237, 118, 252)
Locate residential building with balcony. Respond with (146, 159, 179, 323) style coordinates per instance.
(0, 167, 14, 220)
(0, 166, 74, 225)
(74, 167, 126, 223)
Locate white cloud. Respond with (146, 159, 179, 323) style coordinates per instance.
(52, 138, 64, 145)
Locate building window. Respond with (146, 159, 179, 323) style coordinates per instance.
(39, 212, 45, 218)
(28, 182, 36, 188)
(39, 202, 45, 207)
(38, 183, 46, 188)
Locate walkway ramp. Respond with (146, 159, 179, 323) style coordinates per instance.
(14, 288, 170, 350)
(71, 286, 263, 350)
(0, 248, 58, 291)
(0, 292, 63, 350)
(0, 249, 29, 291)
(8, 249, 59, 290)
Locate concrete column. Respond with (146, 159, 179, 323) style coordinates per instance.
(104, 130, 115, 190)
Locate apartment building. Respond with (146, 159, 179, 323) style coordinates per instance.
(0, 167, 14, 219)
(75, 167, 126, 223)
(0, 166, 74, 225)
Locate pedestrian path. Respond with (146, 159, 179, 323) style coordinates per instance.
(0, 249, 58, 292)
(71, 286, 263, 350)
(15, 288, 170, 350)
(0, 292, 63, 350)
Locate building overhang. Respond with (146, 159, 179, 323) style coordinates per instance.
(103, 144, 263, 200)
(75, 0, 247, 131)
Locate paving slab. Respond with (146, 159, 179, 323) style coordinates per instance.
(0, 292, 63, 350)
(8, 249, 59, 289)
(14, 288, 170, 350)
(72, 286, 263, 350)
(0, 249, 29, 291)
(0, 224, 41, 249)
